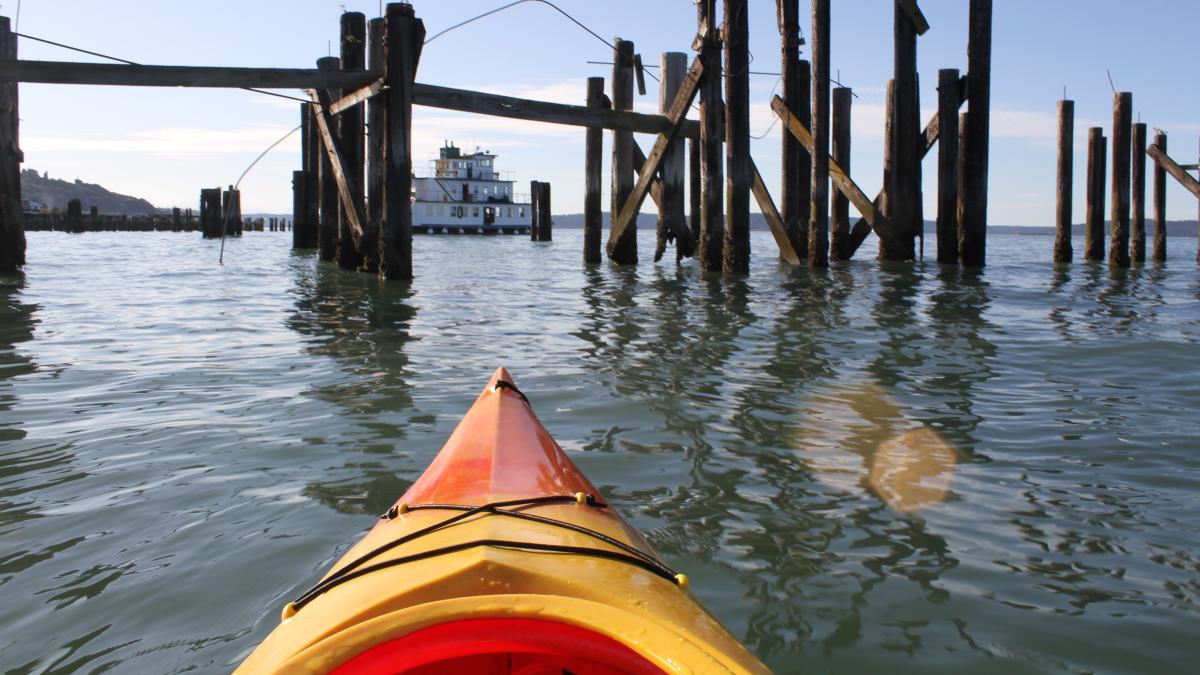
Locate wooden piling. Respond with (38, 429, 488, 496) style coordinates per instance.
(584, 77, 604, 263)
(362, 16, 384, 273)
(222, 187, 242, 236)
(200, 187, 221, 238)
(1053, 99, 1074, 263)
(1109, 91, 1132, 267)
(380, 3, 423, 280)
(656, 52, 690, 263)
(1130, 122, 1147, 263)
(91, 206, 100, 232)
(66, 198, 82, 233)
(294, 103, 313, 247)
(292, 169, 306, 241)
(0, 16, 23, 274)
(889, 2, 920, 261)
(723, 0, 751, 273)
(530, 180, 541, 240)
(809, 0, 830, 267)
(937, 69, 961, 264)
(696, 0, 723, 271)
(336, 12, 366, 271)
(779, 0, 810, 260)
(1152, 132, 1167, 262)
(608, 39, 637, 265)
(960, 0, 992, 266)
(688, 138, 700, 247)
(316, 56, 340, 261)
(1085, 127, 1106, 261)
(830, 86, 852, 260)
(537, 182, 552, 242)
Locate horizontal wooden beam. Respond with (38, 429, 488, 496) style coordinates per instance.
(308, 89, 366, 245)
(0, 59, 376, 90)
(1148, 143, 1200, 199)
(413, 82, 699, 137)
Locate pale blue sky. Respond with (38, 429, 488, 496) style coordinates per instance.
(10, 0, 1200, 225)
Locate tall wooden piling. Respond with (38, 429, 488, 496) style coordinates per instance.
(1152, 132, 1167, 262)
(294, 103, 314, 248)
(830, 86, 852, 260)
(336, 12, 366, 271)
(537, 182, 552, 242)
(1053, 99, 1074, 262)
(937, 69, 962, 264)
(656, 52, 690, 263)
(696, 0, 723, 271)
(381, 3, 423, 280)
(1085, 127, 1106, 261)
(303, 103, 321, 248)
(960, 0, 992, 267)
(530, 180, 541, 240)
(0, 16, 24, 275)
(1109, 91, 1132, 267)
(1130, 122, 1147, 263)
(779, 0, 810, 260)
(723, 0, 751, 273)
(809, 0, 830, 267)
(888, 2, 920, 261)
(316, 56, 340, 261)
(363, 17, 385, 273)
(608, 39, 637, 265)
(583, 77, 604, 263)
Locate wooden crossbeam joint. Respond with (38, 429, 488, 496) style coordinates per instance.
(607, 58, 704, 254)
(308, 88, 367, 246)
(328, 77, 384, 116)
(1148, 144, 1200, 199)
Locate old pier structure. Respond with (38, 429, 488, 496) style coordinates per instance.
(1, 2, 1000, 279)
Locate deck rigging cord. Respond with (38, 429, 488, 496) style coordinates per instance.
(217, 124, 300, 264)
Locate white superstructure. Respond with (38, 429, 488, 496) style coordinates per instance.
(412, 141, 531, 234)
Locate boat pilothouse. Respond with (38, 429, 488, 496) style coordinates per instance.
(412, 141, 531, 234)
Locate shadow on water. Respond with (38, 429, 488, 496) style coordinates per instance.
(286, 258, 419, 515)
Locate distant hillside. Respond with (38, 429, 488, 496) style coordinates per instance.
(20, 169, 157, 215)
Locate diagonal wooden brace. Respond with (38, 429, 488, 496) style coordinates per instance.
(771, 94, 895, 249)
(750, 158, 803, 265)
(328, 76, 384, 116)
(308, 88, 367, 247)
(1147, 144, 1200, 199)
(897, 0, 930, 35)
(607, 58, 704, 255)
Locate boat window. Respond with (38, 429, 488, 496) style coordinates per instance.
(473, 206, 480, 217)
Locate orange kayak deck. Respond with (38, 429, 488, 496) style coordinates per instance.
(236, 368, 769, 674)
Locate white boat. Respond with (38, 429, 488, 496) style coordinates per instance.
(411, 141, 531, 235)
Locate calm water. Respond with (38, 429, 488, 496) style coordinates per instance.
(2, 230, 1198, 674)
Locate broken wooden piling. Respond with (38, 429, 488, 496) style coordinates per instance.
(1054, 99, 1073, 263)
(530, 180, 541, 241)
(1109, 91, 1132, 267)
(656, 52, 690, 263)
(1085, 127, 1106, 261)
(1152, 132, 1167, 262)
(537, 182, 552, 242)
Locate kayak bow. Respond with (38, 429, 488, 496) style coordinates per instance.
(237, 368, 769, 674)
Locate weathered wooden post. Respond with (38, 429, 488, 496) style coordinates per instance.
(656, 52, 689, 263)
(529, 179, 541, 241)
(1054, 98, 1074, 262)
(316, 56, 340, 260)
(1131, 122, 1147, 263)
(1109, 91, 1132, 267)
(222, 187, 242, 236)
(200, 187, 221, 238)
(889, 2, 920, 261)
(362, 17, 385, 272)
(90, 206, 99, 232)
(696, 0, 723, 271)
(724, 0, 751, 272)
(294, 103, 313, 247)
(830, 86, 852, 260)
(292, 169, 306, 242)
(0, 16, 24, 275)
(778, 0, 810, 261)
(583, 77, 604, 263)
(608, 39, 637, 264)
(809, 0, 830, 267)
(960, 0, 992, 266)
(1152, 131, 1167, 262)
(66, 198, 82, 233)
(337, 12, 366, 271)
(380, 3, 422, 280)
(303, 102, 320, 248)
(937, 69, 961, 264)
(171, 206, 181, 232)
(537, 182, 552, 242)
(688, 138, 700, 246)
(1085, 127, 1107, 261)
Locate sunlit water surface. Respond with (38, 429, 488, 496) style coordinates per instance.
(2, 230, 1198, 674)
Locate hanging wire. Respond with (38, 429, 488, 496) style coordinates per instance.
(218, 124, 301, 264)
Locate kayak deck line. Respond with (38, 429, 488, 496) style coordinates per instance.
(286, 493, 686, 617)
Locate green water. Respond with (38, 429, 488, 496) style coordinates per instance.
(1, 231, 1198, 674)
